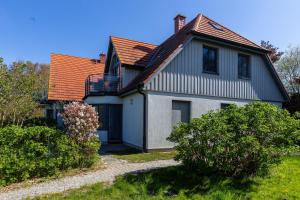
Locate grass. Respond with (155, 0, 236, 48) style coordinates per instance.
(107, 148, 177, 163)
(35, 155, 300, 200)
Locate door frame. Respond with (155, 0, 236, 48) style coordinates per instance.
(107, 104, 123, 143)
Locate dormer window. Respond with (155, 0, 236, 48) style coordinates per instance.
(209, 22, 223, 31)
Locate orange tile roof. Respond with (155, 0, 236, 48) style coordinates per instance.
(121, 14, 267, 93)
(48, 54, 105, 101)
(193, 14, 264, 50)
(111, 36, 158, 67)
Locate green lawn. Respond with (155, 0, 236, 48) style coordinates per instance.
(35, 155, 300, 200)
(107, 149, 177, 163)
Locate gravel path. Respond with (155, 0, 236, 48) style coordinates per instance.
(0, 156, 179, 200)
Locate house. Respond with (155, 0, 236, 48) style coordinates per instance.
(48, 14, 289, 152)
(46, 53, 106, 125)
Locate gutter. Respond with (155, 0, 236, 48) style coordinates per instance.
(137, 83, 147, 152)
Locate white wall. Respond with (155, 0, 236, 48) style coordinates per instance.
(146, 91, 282, 149)
(97, 130, 108, 143)
(122, 93, 144, 149)
(84, 96, 122, 104)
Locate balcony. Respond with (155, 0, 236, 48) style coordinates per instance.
(85, 73, 120, 96)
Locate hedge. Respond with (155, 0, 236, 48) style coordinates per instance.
(0, 126, 100, 186)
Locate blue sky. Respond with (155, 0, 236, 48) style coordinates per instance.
(0, 0, 299, 64)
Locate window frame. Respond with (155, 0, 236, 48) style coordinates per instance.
(238, 53, 251, 80)
(203, 45, 219, 75)
(221, 103, 232, 109)
(91, 104, 109, 131)
(171, 100, 191, 126)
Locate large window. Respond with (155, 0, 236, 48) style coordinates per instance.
(238, 54, 250, 79)
(203, 46, 218, 74)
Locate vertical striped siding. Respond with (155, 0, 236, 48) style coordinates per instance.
(145, 40, 284, 102)
(122, 68, 141, 87)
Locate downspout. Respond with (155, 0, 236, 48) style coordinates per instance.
(137, 83, 147, 152)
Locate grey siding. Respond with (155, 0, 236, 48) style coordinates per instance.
(145, 39, 284, 102)
(121, 67, 141, 88)
(122, 93, 143, 149)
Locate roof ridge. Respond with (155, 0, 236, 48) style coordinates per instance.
(51, 53, 100, 61)
(192, 13, 203, 31)
(146, 15, 198, 67)
(200, 15, 262, 49)
(110, 36, 158, 46)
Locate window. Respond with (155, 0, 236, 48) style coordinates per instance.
(92, 104, 109, 130)
(203, 46, 218, 74)
(221, 103, 232, 109)
(238, 54, 250, 79)
(172, 101, 190, 127)
(46, 109, 53, 119)
(209, 22, 223, 31)
(111, 55, 119, 76)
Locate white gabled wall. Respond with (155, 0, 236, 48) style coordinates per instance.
(146, 91, 282, 149)
(122, 93, 144, 149)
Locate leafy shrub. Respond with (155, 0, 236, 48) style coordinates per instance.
(168, 102, 300, 177)
(22, 117, 56, 127)
(61, 102, 99, 142)
(0, 126, 100, 186)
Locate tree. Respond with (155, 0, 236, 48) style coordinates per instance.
(276, 46, 300, 94)
(261, 40, 284, 63)
(0, 58, 50, 127)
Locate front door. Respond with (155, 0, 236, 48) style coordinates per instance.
(108, 104, 122, 143)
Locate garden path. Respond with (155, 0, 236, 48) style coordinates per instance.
(0, 151, 179, 200)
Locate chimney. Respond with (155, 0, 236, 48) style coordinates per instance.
(99, 52, 106, 64)
(174, 14, 186, 33)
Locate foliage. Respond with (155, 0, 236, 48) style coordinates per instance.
(0, 126, 100, 186)
(261, 40, 284, 63)
(168, 102, 300, 177)
(0, 58, 50, 127)
(34, 156, 300, 200)
(61, 102, 99, 142)
(276, 46, 300, 94)
(23, 117, 56, 127)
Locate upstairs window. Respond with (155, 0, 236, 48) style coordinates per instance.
(203, 46, 218, 74)
(238, 54, 250, 79)
(111, 55, 119, 76)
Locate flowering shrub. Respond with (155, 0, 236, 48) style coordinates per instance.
(168, 102, 300, 177)
(61, 102, 99, 142)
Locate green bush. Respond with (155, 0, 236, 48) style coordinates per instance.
(168, 102, 300, 177)
(0, 126, 100, 186)
(23, 117, 56, 127)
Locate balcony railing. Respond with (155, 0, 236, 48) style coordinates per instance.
(85, 73, 120, 96)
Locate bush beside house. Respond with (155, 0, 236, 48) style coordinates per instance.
(0, 102, 101, 186)
(0, 126, 100, 186)
(168, 102, 300, 177)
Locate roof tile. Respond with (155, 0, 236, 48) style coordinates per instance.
(48, 54, 105, 101)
